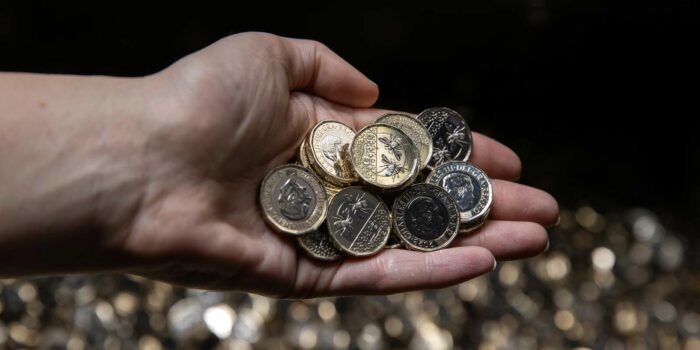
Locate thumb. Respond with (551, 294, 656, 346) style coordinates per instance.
(280, 35, 379, 108)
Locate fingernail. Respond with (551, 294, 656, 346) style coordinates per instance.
(554, 215, 561, 227)
(544, 239, 550, 252)
(492, 259, 498, 271)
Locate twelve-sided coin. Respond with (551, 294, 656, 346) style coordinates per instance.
(417, 107, 473, 167)
(327, 187, 391, 256)
(392, 183, 461, 251)
(350, 124, 419, 190)
(297, 223, 343, 261)
(426, 161, 492, 225)
(306, 121, 357, 185)
(376, 113, 433, 171)
(259, 164, 328, 235)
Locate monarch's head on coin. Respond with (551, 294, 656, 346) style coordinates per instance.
(278, 175, 312, 220)
(441, 173, 479, 211)
(406, 196, 448, 240)
(321, 135, 343, 162)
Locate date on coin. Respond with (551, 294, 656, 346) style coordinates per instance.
(392, 183, 460, 251)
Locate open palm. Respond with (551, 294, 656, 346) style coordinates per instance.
(120, 33, 558, 298)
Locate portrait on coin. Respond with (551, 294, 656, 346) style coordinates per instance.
(278, 175, 313, 220)
(441, 172, 480, 211)
(406, 197, 449, 240)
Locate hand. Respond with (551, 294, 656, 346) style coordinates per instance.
(0, 32, 559, 297)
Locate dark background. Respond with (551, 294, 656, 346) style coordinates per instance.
(1, 2, 697, 238)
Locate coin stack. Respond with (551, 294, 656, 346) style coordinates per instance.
(259, 107, 493, 260)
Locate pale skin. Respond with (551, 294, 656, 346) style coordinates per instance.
(0, 32, 559, 298)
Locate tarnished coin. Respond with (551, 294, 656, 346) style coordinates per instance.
(327, 187, 391, 256)
(392, 183, 460, 251)
(307, 121, 357, 185)
(417, 107, 473, 167)
(426, 161, 492, 225)
(376, 113, 433, 171)
(350, 124, 419, 190)
(297, 223, 343, 261)
(259, 164, 328, 235)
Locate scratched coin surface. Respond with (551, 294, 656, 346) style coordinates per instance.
(350, 124, 418, 189)
(327, 187, 391, 256)
(417, 107, 473, 167)
(297, 223, 343, 261)
(259, 164, 328, 235)
(307, 121, 357, 185)
(376, 113, 433, 171)
(426, 161, 492, 224)
(392, 183, 460, 251)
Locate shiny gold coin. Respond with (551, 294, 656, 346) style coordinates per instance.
(350, 124, 419, 190)
(376, 113, 433, 171)
(327, 187, 391, 256)
(297, 222, 343, 261)
(306, 121, 357, 185)
(298, 136, 311, 168)
(259, 164, 328, 235)
(460, 207, 490, 233)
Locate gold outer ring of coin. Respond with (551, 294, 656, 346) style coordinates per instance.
(425, 161, 493, 224)
(299, 136, 311, 168)
(326, 187, 391, 257)
(297, 224, 343, 261)
(259, 164, 328, 236)
(299, 135, 342, 198)
(306, 120, 358, 186)
(459, 207, 490, 233)
(376, 112, 433, 171)
(350, 123, 419, 190)
(392, 183, 461, 252)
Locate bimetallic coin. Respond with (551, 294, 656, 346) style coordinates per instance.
(259, 164, 328, 235)
(327, 187, 391, 256)
(376, 113, 433, 171)
(307, 121, 357, 185)
(297, 223, 343, 261)
(460, 207, 490, 233)
(417, 107, 473, 167)
(426, 161, 492, 225)
(393, 184, 460, 251)
(350, 124, 419, 190)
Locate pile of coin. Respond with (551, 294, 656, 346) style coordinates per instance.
(259, 107, 493, 259)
